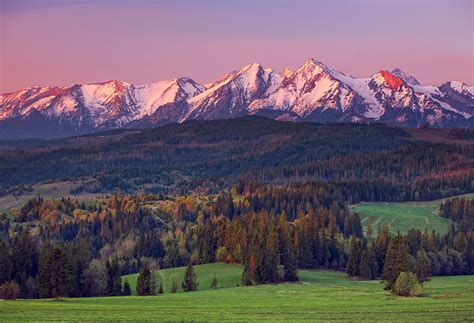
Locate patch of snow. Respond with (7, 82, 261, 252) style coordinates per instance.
(133, 80, 179, 117)
(329, 70, 385, 119)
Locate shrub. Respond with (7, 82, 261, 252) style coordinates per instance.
(392, 272, 421, 297)
(170, 275, 178, 293)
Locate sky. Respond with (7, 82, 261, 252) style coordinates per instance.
(0, 0, 473, 93)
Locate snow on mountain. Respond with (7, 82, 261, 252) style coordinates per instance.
(0, 59, 472, 138)
(133, 78, 204, 119)
(249, 59, 362, 118)
(182, 63, 281, 121)
(391, 68, 421, 86)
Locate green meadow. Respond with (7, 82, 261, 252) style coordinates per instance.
(122, 263, 243, 295)
(350, 193, 474, 234)
(0, 264, 473, 321)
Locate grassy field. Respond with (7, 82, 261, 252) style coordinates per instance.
(122, 263, 243, 295)
(0, 264, 472, 321)
(350, 193, 474, 234)
(0, 181, 108, 212)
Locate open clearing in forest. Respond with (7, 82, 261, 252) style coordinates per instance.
(350, 193, 474, 234)
(0, 181, 108, 212)
(0, 264, 473, 321)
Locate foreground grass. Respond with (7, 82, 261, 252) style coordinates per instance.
(1, 268, 473, 321)
(349, 194, 474, 234)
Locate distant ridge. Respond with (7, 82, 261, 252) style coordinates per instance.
(0, 59, 473, 138)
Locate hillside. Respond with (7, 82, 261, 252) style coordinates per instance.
(122, 263, 243, 295)
(0, 117, 473, 198)
(351, 193, 474, 234)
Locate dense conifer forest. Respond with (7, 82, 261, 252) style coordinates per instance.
(0, 118, 473, 299)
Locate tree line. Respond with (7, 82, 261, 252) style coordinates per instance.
(0, 187, 472, 299)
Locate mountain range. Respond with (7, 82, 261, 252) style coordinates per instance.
(1, 59, 473, 139)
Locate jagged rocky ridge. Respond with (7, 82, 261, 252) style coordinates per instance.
(1, 59, 473, 138)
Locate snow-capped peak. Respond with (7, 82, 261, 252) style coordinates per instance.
(372, 70, 406, 90)
(1, 58, 473, 139)
(391, 68, 420, 86)
(295, 58, 329, 76)
(448, 81, 474, 96)
(282, 67, 293, 78)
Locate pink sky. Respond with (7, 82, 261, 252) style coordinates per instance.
(1, 0, 473, 93)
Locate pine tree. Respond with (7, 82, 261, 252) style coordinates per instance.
(10, 230, 39, 297)
(346, 237, 364, 277)
(263, 227, 279, 283)
(360, 245, 378, 280)
(0, 241, 12, 284)
(122, 279, 132, 296)
(182, 261, 198, 292)
(277, 213, 298, 282)
(136, 267, 154, 296)
(106, 258, 122, 296)
(382, 233, 413, 291)
(415, 250, 431, 287)
(210, 274, 218, 289)
(37, 246, 73, 299)
(241, 255, 253, 286)
(374, 224, 391, 276)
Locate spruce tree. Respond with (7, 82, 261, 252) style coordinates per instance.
(158, 280, 164, 294)
(360, 245, 378, 280)
(264, 227, 279, 283)
(122, 279, 132, 296)
(382, 233, 413, 291)
(346, 237, 363, 277)
(241, 255, 253, 286)
(0, 241, 12, 284)
(277, 213, 298, 282)
(136, 267, 153, 296)
(38, 246, 73, 299)
(182, 261, 198, 292)
(106, 258, 122, 296)
(415, 250, 431, 287)
(10, 230, 39, 297)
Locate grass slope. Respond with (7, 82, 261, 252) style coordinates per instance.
(350, 193, 474, 234)
(122, 263, 242, 295)
(0, 181, 107, 212)
(0, 268, 472, 321)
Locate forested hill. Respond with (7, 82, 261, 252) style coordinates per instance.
(0, 117, 473, 199)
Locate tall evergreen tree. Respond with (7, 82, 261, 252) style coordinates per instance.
(136, 267, 154, 296)
(182, 261, 198, 292)
(10, 231, 39, 296)
(415, 250, 431, 287)
(382, 233, 413, 291)
(0, 241, 12, 284)
(346, 237, 364, 277)
(37, 246, 73, 298)
(106, 258, 122, 296)
(122, 279, 132, 296)
(241, 255, 254, 286)
(277, 213, 298, 281)
(360, 245, 378, 280)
